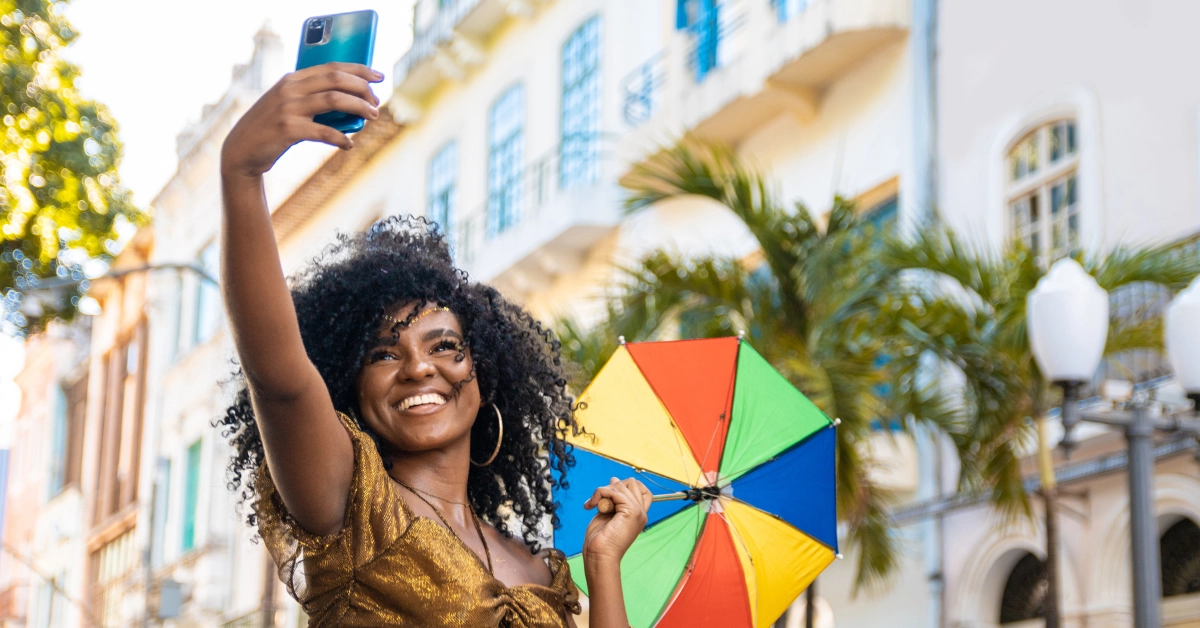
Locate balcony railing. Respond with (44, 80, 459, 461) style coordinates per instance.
(1097, 234, 1200, 385)
(450, 135, 614, 267)
(621, 52, 665, 126)
(683, 1, 748, 80)
(394, 0, 481, 85)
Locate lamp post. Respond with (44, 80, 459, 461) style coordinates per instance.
(1028, 265, 1200, 628)
(1027, 259, 1108, 628)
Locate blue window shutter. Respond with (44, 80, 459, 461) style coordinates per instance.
(181, 440, 201, 551)
(676, 0, 690, 29)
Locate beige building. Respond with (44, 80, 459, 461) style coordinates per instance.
(0, 322, 90, 628)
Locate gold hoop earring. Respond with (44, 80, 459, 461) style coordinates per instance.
(471, 403, 504, 467)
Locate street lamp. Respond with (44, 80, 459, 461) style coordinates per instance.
(1166, 277, 1200, 409)
(1028, 260, 1200, 628)
(1026, 258, 1108, 628)
(1027, 258, 1109, 455)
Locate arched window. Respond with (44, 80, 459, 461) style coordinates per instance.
(1007, 120, 1079, 265)
(1161, 518, 1200, 597)
(999, 552, 1048, 624)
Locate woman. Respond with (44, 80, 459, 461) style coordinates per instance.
(216, 62, 649, 627)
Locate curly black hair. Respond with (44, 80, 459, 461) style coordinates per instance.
(215, 215, 579, 551)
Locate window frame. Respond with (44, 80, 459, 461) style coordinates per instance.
(427, 140, 459, 236)
(487, 84, 526, 237)
(560, 16, 602, 190)
(192, 240, 221, 346)
(1006, 119, 1080, 265)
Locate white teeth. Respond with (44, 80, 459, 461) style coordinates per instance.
(397, 393, 447, 411)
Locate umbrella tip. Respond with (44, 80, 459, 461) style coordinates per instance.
(618, 335, 626, 345)
(737, 330, 746, 339)
(832, 418, 842, 427)
(836, 553, 844, 560)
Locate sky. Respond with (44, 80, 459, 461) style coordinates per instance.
(62, 0, 417, 206)
(0, 0, 417, 441)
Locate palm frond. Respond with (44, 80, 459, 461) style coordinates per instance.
(1105, 315, 1164, 356)
(555, 316, 620, 392)
(1085, 241, 1200, 292)
(622, 139, 816, 334)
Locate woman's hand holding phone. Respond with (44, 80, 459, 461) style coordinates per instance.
(220, 63, 383, 179)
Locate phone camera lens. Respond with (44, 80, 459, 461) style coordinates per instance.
(305, 18, 327, 44)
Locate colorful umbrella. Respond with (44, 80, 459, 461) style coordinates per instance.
(554, 337, 838, 628)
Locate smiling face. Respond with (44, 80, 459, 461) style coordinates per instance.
(355, 302, 482, 458)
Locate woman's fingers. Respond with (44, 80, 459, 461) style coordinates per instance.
(292, 62, 383, 85)
(291, 120, 353, 150)
(585, 478, 651, 519)
(584, 484, 620, 510)
(291, 67, 380, 106)
(296, 91, 379, 121)
(624, 479, 652, 512)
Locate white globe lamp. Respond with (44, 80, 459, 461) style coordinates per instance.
(1166, 276, 1200, 409)
(1027, 259, 1109, 452)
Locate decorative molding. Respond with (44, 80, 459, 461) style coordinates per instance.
(500, 0, 536, 18)
(948, 513, 1085, 628)
(1090, 473, 1200, 608)
(450, 34, 486, 69)
(764, 80, 819, 124)
(432, 47, 467, 83)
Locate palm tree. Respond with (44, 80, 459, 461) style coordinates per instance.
(557, 140, 994, 590)
(884, 227, 1199, 625)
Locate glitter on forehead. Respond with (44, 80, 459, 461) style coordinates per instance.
(383, 306, 451, 329)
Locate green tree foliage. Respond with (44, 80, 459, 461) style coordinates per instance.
(557, 140, 968, 591)
(884, 227, 1200, 511)
(1, 0, 142, 333)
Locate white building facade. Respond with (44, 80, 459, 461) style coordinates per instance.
(279, 0, 1200, 626)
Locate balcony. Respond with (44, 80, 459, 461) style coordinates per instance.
(393, 0, 549, 110)
(620, 0, 908, 149)
(452, 137, 623, 295)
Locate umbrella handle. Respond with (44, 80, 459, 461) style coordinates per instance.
(596, 492, 689, 514)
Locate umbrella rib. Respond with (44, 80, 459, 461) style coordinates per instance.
(567, 447, 687, 492)
(652, 506, 712, 626)
(726, 496, 839, 553)
(695, 414, 727, 481)
(662, 413, 703, 487)
(718, 421, 834, 485)
(699, 349, 740, 476)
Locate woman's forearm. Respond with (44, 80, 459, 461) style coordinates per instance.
(219, 170, 313, 396)
(583, 556, 630, 628)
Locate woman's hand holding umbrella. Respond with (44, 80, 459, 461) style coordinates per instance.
(583, 478, 653, 563)
(580, 478, 652, 628)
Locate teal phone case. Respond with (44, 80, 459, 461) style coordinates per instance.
(296, 10, 378, 133)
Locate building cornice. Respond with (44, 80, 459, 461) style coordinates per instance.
(270, 113, 405, 243)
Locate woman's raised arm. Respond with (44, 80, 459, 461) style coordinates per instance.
(219, 63, 382, 536)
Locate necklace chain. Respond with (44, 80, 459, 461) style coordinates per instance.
(393, 479, 494, 576)
(398, 481, 468, 506)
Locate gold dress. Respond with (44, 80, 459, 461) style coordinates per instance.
(254, 412, 582, 627)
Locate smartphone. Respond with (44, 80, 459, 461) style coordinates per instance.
(296, 10, 378, 134)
